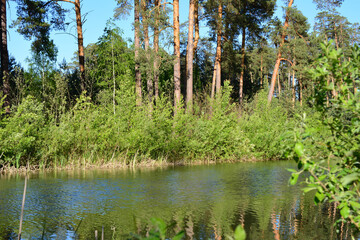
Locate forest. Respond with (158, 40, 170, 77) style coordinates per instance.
(0, 0, 360, 236)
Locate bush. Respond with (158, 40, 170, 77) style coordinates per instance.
(0, 96, 45, 167)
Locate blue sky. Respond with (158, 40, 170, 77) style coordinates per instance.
(6, 0, 360, 68)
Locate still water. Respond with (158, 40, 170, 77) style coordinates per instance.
(0, 161, 354, 239)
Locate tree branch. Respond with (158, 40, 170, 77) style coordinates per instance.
(280, 58, 293, 66)
(43, 0, 75, 8)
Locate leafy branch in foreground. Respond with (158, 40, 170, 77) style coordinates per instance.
(290, 41, 360, 232)
(133, 218, 246, 240)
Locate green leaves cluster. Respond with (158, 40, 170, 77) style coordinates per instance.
(290, 41, 360, 231)
(134, 218, 245, 240)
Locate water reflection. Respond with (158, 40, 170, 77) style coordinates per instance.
(0, 162, 357, 239)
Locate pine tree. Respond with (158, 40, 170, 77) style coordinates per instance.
(267, 0, 294, 103)
(0, 0, 10, 112)
(173, 0, 181, 109)
(186, 0, 195, 109)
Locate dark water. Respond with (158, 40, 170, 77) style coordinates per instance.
(0, 161, 354, 239)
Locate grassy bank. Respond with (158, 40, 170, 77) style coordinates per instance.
(0, 83, 304, 171)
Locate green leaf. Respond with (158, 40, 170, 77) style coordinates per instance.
(302, 186, 317, 193)
(150, 218, 166, 240)
(340, 205, 350, 219)
(314, 192, 325, 204)
(340, 173, 360, 186)
(294, 142, 304, 158)
(350, 201, 360, 210)
(290, 173, 299, 185)
(318, 175, 327, 181)
(233, 225, 246, 240)
(172, 231, 185, 240)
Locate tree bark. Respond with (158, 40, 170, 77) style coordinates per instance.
(142, 0, 153, 104)
(239, 26, 245, 104)
(292, 70, 295, 106)
(260, 52, 263, 86)
(193, 0, 199, 55)
(134, 0, 142, 106)
(153, 0, 160, 100)
(277, 70, 281, 96)
(267, 0, 294, 103)
(299, 76, 303, 106)
(1, 0, 10, 113)
(215, 1, 222, 95)
(186, 0, 195, 109)
(173, 0, 181, 109)
(211, 64, 216, 99)
(74, 0, 85, 93)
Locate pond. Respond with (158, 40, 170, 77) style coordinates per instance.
(0, 161, 353, 239)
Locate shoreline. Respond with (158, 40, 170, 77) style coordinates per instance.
(0, 156, 272, 175)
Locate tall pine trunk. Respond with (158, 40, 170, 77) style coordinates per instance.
(134, 0, 142, 106)
(239, 26, 245, 104)
(186, 0, 195, 109)
(1, 0, 10, 113)
(193, 0, 199, 55)
(211, 65, 217, 99)
(267, 0, 294, 103)
(214, 1, 222, 95)
(260, 52, 263, 86)
(153, 0, 160, 100)
(142, 0, 152, 103)
(173, 0, 181, 109)
(75, 0, 85, 93)
(292, 70, 296, 105)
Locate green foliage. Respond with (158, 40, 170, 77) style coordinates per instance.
(291, 41, 360, 231)
(240, 89, 298, 160)
(134, 218, 245, 240)
(0, 96, 45, 167)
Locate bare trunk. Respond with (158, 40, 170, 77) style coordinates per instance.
(112, 35, 116, 115)
(186, 0, 195, 109)
(326, 77, 330, 106)
(75, 0, 85, 93)
(215, 1, 222, 95)
(277, 70, 281, 96)
(299, 76, 303, 106)
(268, 0, 294, 103)
(1, 0, 10, 113)
(134, 0, 142, 106)
(142, 0, 153, 104)
(288, 69, 291, 88)
(211, 64, 216, 99)
(269, 56, 281, 100)
(334, 22, 339, 50)
(239, 27, 245, 104)
(193, 0, 199, 55)
(173, 0, 181, 109)
(260, 53, 263, 86)
(292, 70, 295, 105)
(153, 0, 160, 100)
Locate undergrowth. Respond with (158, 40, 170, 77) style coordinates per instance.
(0, 81, 306, 169)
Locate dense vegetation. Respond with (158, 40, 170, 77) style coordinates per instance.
(0, 0, 359, 233)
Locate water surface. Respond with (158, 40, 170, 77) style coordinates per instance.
(0, 161, 353, 239)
